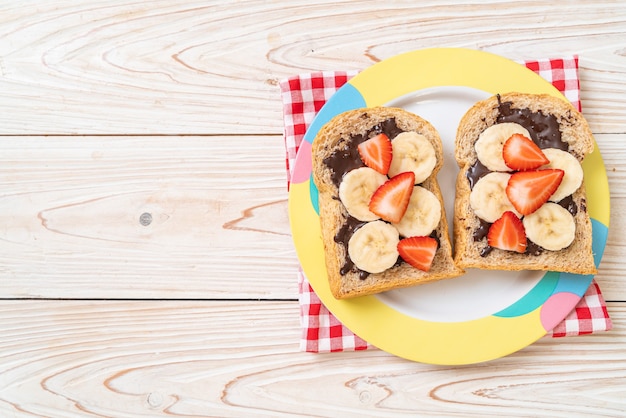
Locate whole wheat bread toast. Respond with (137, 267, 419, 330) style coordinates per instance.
(453, 92, 597, 275)
(312, 107, 464, 299)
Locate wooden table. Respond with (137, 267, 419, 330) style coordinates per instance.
(1, 2, 625, 416)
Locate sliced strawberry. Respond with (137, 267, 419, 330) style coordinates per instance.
(487, 211, 527, 253)
(369, 172, 415, 223)
(502, 133, 550, 171)
(398, 236, 438, 271)
(358, 133, 393, 174)
(506, 169, 564, 215)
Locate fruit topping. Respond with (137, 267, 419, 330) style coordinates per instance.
(502, 133, 550, 171)
(471, 119, 584, 255)
(369, 171, 415, 223)
(348, 220, 400, 274)
(387, 131, 437, 183)
(469, 172, 520, 223)
(475, 123, 532, 171)
(357, 133, 393, 175)
(338, 167, 388, 221)
(506, 169, 564, 216)
(523, 202, 576, 251)
(397, 236, 438, 272)
(487, 211, 527, 253)
(541, 148, 584, 202)
(392, 186, 441, 238)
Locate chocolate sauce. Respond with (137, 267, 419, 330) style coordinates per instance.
(429, 230, 441, 247)
(324, 135, 367, 188)
(375, 118, 405, 140)
(525, 239, 544, 256)
(473, 219, 491, 242)
(557, 195, 578, 216)
(496, 98, 568, 151)
(323, 118, 403, 189)
(334, 216, 367, 276)
(473, 218, 493, 256)
(466, 160, 491, 190)
(473, 219, 493, 257)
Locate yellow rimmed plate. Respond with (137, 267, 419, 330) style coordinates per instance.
(288, 48, 609, 364)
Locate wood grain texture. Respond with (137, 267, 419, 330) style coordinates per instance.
(0, 133, 624, 301)
(0, 135, 299, 299)
(1, 2, 625, 416)
(0, 300, 624, 418)
(0, 1, 624, 134)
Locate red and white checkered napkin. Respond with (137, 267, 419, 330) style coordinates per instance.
(280, 56, 612, 353)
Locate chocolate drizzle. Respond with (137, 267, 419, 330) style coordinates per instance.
(334, 216, 368, 277)
(473, 219, 491, 242)
(324, 136, 366, 188)
(480, 245, 493, 257)
(466, 160, 491, 190)
(525, 239, 544, 256)
(557, 195, 578, 216)
(496, 98, 567, 151)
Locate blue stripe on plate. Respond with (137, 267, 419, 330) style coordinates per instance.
(302, 84, 366, 144)
(494, 218, 608, 317)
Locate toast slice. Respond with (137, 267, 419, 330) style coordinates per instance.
(453, 92, 597, 275)
(312, 107, 464, 299)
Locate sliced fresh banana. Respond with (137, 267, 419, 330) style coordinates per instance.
(392, 186, 441, 237)
(542, 148, 584, 202)
(523, 202, 575, 251)
(348, 220, 400, 273)
(475, 123, 532, 171)
(339, 167, 388, 221)
(470, 172, 521, 223)
(388, 131, 437, 183)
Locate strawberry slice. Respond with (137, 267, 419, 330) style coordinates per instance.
(487, 211, 527, 253)
(503, 133, 550, 171)
(397, 236, 438, 271)
(506, 168, 564, 215)
(357, 133, 393, 174)
(369, 171, 415, 223)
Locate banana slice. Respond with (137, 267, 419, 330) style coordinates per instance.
(470, 172, 521, 222)
(348, 220, 400, 273)
(339, 167, 388, 221)
(388, 131, 437, 183)
(392, 186, 441, 237)
(523, 202, 575, 251)
(542, 148, 584, 202)
(475, 123, 532, 171)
